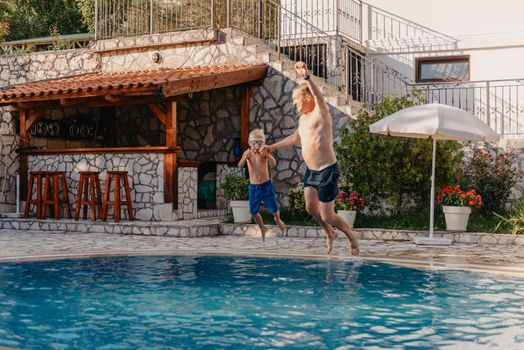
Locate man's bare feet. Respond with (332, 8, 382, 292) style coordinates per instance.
(326, 230, 339, 254)
(276, 219, 286, 235)
(350, 244, 360, 256)
(260, 226, 268, 242)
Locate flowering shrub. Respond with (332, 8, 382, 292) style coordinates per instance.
(437, 186, 482, 208)
(336, 191, 366, 211)
(461, 149, 522, 213)
(0, 19, 12, 43)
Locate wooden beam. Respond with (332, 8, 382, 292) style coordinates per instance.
(19, 109, 29, 199)
(240, 87, 251, 152)
(147, 103, 166, 125)
(18, 146, 182, 155)
(26, 110, 45, 131)
(162, 65, 268, 97)
(164, 100, 178, 206)
(1, 85, 159, 104)
(18, 101, 60, 110)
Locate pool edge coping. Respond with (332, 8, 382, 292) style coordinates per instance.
(1, 249, 523, 277)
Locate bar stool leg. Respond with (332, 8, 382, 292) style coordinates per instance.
(60, 174, 72, 219)
(95, 176, 103, 219)
(102, 175, 112, 221)
(24, 174, 34, 218)
(42, 174, 51, 219)
(114, 176, 121, 223)
(53, 175, 60, 219)
(74, 176, 84, 221)
(89, 175, 97, 221)
(82, 178, 89, 220)
(123, 174, 134, 221)
(36, 175, 43, 219)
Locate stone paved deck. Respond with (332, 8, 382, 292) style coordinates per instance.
(1, 228, 523, 276)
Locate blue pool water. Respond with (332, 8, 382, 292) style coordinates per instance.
(0, 256, 523, 349)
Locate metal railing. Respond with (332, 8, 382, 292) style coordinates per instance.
(411, 79, 524, 136)
(95, 0, 363, 43)
(0, 33, 95, 55)
(93, 0, 524, 136)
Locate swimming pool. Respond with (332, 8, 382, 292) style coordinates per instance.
(0, 256, 523, 349)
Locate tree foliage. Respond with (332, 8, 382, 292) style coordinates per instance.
(0, 0, 87, 41)
(334, 94, 463, 213)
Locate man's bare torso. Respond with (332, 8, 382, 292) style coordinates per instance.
(297, 107, 337, 171)
(246, 152, 270, 184)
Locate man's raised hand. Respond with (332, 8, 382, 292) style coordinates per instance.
(295, 61, 309, 79)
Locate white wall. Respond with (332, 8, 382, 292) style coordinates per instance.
(362, 0, 524, 81)
(282, 0, 524, 81)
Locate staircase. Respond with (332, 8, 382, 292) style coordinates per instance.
(93, 0, 524, 141)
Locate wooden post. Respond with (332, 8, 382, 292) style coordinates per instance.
(240, 87, 251, 152)
(164, 100, 178, 208)
(19, 109, 29, 199)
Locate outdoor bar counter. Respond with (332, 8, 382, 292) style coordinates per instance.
(20, 146, 181, 221)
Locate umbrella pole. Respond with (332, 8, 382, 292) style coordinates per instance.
(429, 138, 436, 239)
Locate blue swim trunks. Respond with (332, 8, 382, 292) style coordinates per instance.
(249, 180, 279, 215)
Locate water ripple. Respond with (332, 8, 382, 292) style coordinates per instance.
(0, 256, 522, 349)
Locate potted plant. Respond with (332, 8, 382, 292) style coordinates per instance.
(437, 186, 482, 231)
(336, 191, 366, 228)
(220, 173, 251, 223)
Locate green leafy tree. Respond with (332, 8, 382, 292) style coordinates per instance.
(0, 0, 87, 41)
(75, 0, 95, 33)
(335, 94, 463, 213)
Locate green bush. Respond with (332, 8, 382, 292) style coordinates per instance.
(461, 149, 522, 213)
(220, 173, 249, 201)
(288, 182, 306, 215)
(335, 94, 463, 213)
(1, 0, 87, 41)
(495, 197, 524, 235)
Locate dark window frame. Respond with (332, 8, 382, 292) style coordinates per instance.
(415, 55, 470, 83)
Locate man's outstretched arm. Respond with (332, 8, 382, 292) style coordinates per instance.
(264, 130, 300, 153)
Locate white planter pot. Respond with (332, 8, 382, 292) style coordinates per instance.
(338, 210, 357, 228)
(230, 200, 252, 223)
(443, 206, 471, 231)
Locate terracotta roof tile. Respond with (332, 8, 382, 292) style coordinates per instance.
(0, 63, 267, 102)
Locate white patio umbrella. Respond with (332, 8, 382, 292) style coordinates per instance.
(369, 103, 500, 244)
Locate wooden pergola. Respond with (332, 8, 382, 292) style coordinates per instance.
(0, 63, 269, 204)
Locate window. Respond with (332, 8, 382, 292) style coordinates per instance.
(415, 56, 470, 83)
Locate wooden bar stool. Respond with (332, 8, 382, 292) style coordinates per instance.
(41, 171, 72, 220)
(102, 171, 134, 222)
(24, 171, 46, 219)
(74, 171, 103, 221)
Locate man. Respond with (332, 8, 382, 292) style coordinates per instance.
(262, 61, 360, 255)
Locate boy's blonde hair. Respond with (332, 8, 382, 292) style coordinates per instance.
(249, 128, 266, 140)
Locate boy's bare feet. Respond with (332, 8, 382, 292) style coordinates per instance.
(326, 229, 339, 254)
(260, 226, 268, 242)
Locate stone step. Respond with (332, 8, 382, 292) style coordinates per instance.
(228, 29, 361, 113)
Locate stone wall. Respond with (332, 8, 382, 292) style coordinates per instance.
(177, 87, 243, 162)
(178, 167, 198, 219)
(28, 153, 166, 221)
(114, 106, 165, 147)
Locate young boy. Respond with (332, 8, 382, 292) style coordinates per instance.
(238, 129, 286, 241)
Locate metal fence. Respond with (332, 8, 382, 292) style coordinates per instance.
(94, 0, 524, 136)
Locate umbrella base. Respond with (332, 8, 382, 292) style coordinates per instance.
(413, 236, 452, 245)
